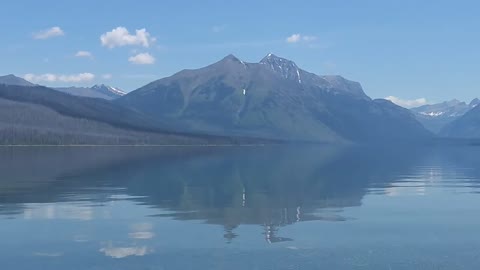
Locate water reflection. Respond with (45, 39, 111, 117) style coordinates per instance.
(3, 145, 480, 269)
(100, 244, 151, 259)
(0, 145, 433, 242)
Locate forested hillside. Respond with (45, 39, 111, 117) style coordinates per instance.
(0, 84, 261, 145)
(0, 98, 213, 145)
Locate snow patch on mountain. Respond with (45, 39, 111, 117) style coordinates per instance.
(260, 54, 302, 83)
(92, 84, 126, 96)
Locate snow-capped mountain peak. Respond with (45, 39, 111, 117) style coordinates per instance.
(91, 84, 126, 96)
(411, 98, 480, 133)
(260, 53, 302, 83)
(412, 98, 479, 119)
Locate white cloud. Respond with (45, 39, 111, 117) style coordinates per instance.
(24, 73, 57, 83)
(286, 34, 301, 43)
(212, 24, 227, 33)
(286, 33, 318, 43)
(102, 74, 113, 80)
(75, 51, 93, 58)
(24, 73, 95, 83)
(385, 96, 428, 108)
(33, 27, 64, 40)
(128, 53, 155, 65)
(100, 27, 155, 48)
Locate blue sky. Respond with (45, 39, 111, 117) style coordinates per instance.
(1, 0, 479, 107)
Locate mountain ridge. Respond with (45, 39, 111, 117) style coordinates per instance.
(0, 84, 266, 145)
(0, 74, 36, 87)
(55, 84, 126, 100)
(440, 102, 480, 138)
(0, 74, 125, 100)
(117, 53, 431, 143)
(411, 98, 479, 133)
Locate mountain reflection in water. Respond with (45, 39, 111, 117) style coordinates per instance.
(3, 145, 480, 269)
(0, 145, 434, 242)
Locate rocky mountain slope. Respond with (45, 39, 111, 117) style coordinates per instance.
(117, 54, 431, 143)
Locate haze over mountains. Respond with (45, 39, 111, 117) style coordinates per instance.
(3, 53, 480, 144)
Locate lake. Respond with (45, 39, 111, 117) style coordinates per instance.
(1, 145, 480, 269)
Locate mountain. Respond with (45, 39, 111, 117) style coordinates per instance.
(117, 54, 431, 143)
(471, 98, 480, 107)
(0, 75, 125, 100)
(440, 102, 480, 138)
(55, 84, 126, 100)
(0, 84, 244, 145)
(0, 74, 35, 87)
(411, 99, 479, 133)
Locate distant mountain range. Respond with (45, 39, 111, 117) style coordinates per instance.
(411, 99, 480, 133)
(117, 54, 430, 143)
(54, 84, 126, 100)
(0, 74, 125, 100)
(17, 52, 480, 144)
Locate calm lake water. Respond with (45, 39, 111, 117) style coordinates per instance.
(1, 145, 480, 269)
